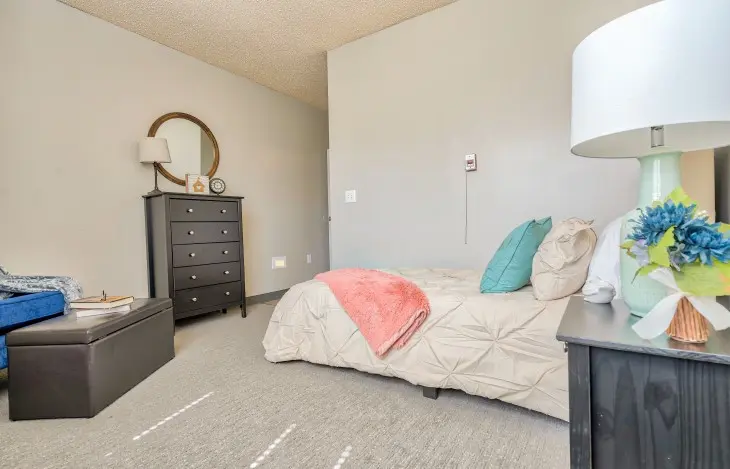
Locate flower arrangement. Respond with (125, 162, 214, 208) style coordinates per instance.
(622, 187, 730, 342)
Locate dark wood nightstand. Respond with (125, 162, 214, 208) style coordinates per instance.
(557, 296, 730, 469)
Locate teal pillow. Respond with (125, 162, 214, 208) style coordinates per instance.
(480, 217, 553, 293)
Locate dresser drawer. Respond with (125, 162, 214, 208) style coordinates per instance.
(174, 262, 241, 290)
(172, 242, 240, 267)
(175, 282, 242, 313)
(171, 222, 240, 245)
(169, 199, 239, 222)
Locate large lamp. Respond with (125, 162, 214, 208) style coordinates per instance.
(571, 0, 730, 317)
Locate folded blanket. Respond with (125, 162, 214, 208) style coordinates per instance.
(0, 266, 83, 313)
(315, 268, 430, 357)
(0, 266, 11, 300)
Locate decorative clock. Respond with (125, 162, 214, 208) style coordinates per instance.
(209, 177, 226, 195)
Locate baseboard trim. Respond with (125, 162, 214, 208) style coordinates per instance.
(246, 289, 288, 306)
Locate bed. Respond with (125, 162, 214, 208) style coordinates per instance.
(263, 268, 571, 421)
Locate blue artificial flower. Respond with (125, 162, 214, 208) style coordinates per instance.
(628, 201, 696, 246)
(675, 221, 730, 266)
(630, 239, 650, 267)
(668, 243, 687, 270)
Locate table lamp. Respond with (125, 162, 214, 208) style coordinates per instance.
(139, 137, 171, 195)
(571, 0, 730, 317)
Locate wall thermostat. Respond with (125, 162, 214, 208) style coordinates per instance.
(465, 154, 477, 172)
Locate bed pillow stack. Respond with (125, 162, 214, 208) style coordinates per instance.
(480, 217, 552, 293)
(530, 218, 597, 300)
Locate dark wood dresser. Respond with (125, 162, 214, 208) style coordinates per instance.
(143, 192, 246, 320)
(557, 297, 730, 469)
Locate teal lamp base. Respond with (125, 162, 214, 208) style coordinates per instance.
(620, 151, 682, 317)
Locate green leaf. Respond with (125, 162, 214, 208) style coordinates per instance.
(647, 227, 675, 267)
(620, 240, 635, 250)
(632, 264, 659, 284)
(667, 186, 697, 207)
(636, 264, 659, 277)
(719, 223, 730, 234)
(675, 262, 730, 297)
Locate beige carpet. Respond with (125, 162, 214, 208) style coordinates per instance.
(0, 304, 569, 468)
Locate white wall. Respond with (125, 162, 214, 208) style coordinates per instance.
(0, 0, 329, 298)
(327, 0, 685, 270)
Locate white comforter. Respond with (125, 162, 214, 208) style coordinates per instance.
(263, 268, 570, 421)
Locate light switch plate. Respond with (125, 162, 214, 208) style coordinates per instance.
(465, 154, 477, 172)
(345, 190, 357, 203)
(306, 253, 312, 264)
(272, 256, 287, 269)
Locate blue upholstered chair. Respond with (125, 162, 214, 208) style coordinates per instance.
(0, 291, 65, 369)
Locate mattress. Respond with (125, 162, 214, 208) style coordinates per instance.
(263, 268, 570, 421)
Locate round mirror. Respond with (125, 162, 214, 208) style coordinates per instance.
(148, 112, 219, 186)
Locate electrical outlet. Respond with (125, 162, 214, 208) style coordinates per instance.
(272, 256, 286, 269)
(345, 190, 357, 203)
(306, 253, 312, 264)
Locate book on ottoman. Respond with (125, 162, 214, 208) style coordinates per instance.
(74, 304, 132, 318)
(70, 293, 134, 309)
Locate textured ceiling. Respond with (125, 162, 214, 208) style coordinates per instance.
(59, 0, 457, 109)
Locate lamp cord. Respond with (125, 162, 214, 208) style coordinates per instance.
(465, 170, 468, 245)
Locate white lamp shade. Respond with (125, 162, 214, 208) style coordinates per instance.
(571, 0, 730, 158)
(139, 137, 171, 164)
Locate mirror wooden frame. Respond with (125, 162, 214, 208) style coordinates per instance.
(147, 112, 220, 186)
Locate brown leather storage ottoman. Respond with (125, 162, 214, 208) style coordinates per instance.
(7, 299, 174, 420)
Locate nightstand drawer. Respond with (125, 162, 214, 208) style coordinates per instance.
(172, 242, 240, 267)
(169, 199, 239, 222)
(174, 262, 241, 290)
(175, 282, 242, 313)
(171, 222, 239, 245)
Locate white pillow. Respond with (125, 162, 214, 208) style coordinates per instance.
(582, 217, 622, 303)
(531, 218, 597, 301)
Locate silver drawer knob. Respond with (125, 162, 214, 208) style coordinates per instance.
(192, 297, 198, 302)
(225, 292, 231, 296)
(189, 253, 196, 257)
(188, 231, 195, 235)
(563, 342, 568, 353)
(223, 250, 229, 255)
(221, 209, 227, 214)
(187, 208, 194, 213)
(191, 275, 197, 280)
(224, 271, 230, 275)
(222, 230, 228, 235)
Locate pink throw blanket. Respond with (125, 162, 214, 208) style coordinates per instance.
(315, 268, 430, 358)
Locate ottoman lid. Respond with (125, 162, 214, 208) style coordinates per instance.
(7, 298, 172, 346)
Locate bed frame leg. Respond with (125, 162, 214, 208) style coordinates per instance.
(422, 387, 439, 400)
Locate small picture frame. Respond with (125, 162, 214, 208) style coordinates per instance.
(185, 174, 210, 194)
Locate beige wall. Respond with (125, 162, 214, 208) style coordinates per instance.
(0, 0, 330, 298)
(717, 149, 730, 224)
(682, 150, 715, 221)
(326, 0, 716, 270)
